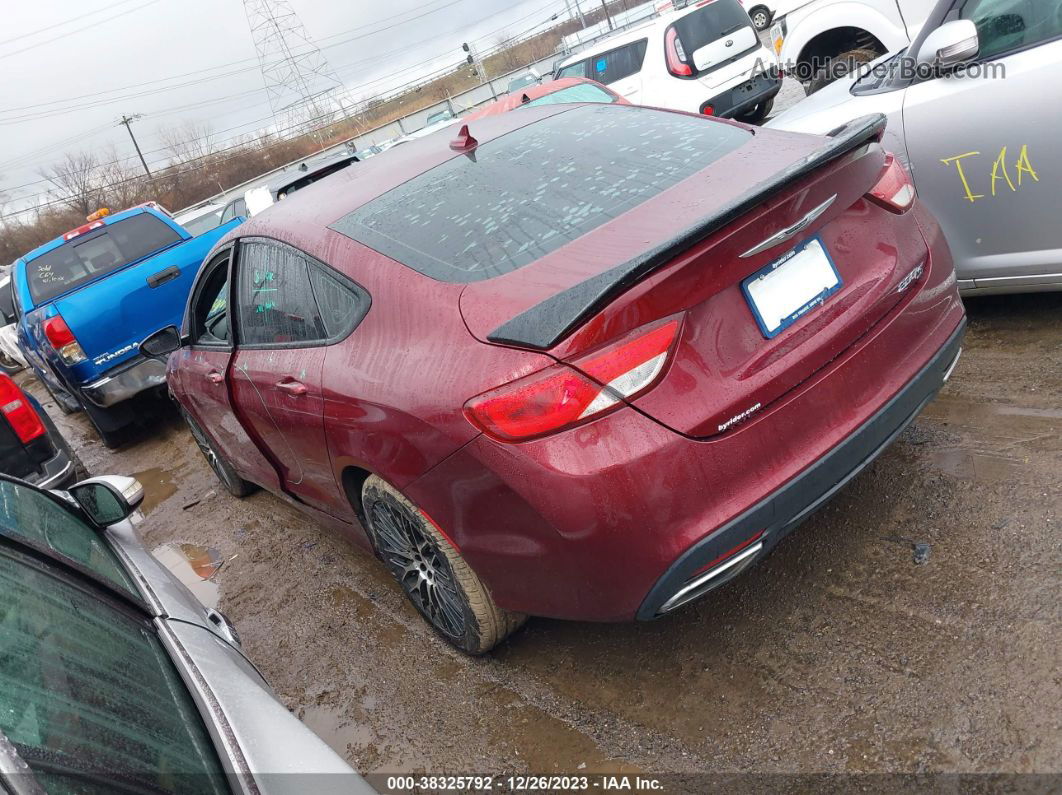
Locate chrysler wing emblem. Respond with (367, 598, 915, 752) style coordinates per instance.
(740, 195, 838, 258)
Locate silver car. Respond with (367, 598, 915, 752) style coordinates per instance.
(0, 473, 372, 794)
(768, 0, 1061, 295)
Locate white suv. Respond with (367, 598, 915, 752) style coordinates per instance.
(554, 0, 781, 122)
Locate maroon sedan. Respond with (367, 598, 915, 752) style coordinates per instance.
(144, 103, 965, 654)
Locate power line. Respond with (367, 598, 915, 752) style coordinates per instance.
(0, 0, 147, 47)
(2, 0, 573, 205)
(0, 0, 165, 62)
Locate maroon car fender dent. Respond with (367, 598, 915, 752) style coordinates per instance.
(406, 248, 963, 622)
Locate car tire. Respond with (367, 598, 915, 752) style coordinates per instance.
(749, 5, 771, 31)
(736, 97, 774, 125)
(806, 48, 879, 95)
(182, 409, 256, 498)
(0, 352, 22, 375)
(361, 475, 526, 655)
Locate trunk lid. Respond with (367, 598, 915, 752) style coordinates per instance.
(462, 118, 927, 439)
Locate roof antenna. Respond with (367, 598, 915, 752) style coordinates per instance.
(520, 93, 531, 104)
(449, 124, 478, 152)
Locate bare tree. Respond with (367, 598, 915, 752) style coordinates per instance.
(157, 121, 216, 165)
(40, 152, 102, 218)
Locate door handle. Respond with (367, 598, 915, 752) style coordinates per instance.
(147, 265, 181, 288)
(276, 379, 307, 396)
(207, 371, 224, 384)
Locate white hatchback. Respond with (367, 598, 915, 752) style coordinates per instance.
(554, 0, 781, 122)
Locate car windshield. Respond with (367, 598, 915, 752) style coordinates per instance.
(524, 83, 619, 107)
(508, 75, 538, 91)
(25, 213, 183, 304)
(331, 104, 750, 283)
(180, 210, 222, 237)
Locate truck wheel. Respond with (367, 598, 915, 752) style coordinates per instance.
(0, 351, 22, 375)
(749, 5, 771, 31)
(182, 409, 256, 498)
(361, 475, 526, 655)
(806, 48, 879, 95)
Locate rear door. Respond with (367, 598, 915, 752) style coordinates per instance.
(901, 0, 1062, 288)
(174, 248, 280, 492)
(229, 240, 346, 515)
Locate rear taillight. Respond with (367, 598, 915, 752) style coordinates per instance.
(866, 153, 915, 214)
(665, 26, 693, 77)
(465, 318, 682, 442)
(43, 316, 87, 365)
(0, 374, 45, 444)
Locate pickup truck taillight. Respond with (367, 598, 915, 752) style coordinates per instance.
(0, 375, 45, 444)
(43, 316, 87, 365)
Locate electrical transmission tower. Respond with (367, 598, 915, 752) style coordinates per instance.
(242, 0, 349, 135)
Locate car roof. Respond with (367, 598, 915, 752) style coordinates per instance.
(233, 103, 579, 238)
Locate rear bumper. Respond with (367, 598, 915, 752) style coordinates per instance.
(81, 356, 167, 408)
(637, 320, 964, 618)
(708, 71, 783, 118)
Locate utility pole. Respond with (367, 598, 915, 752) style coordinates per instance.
(118, 114, 151, 177)
(566, 0, 588, 28)
(462, 42, 497, 100)
(600, 0, 614, 30)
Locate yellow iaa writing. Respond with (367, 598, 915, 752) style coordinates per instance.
(941, 146, 1040, 204)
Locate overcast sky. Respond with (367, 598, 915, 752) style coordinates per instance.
(0, 0, 572, 213)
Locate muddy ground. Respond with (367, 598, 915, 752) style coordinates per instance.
(23, 291, 1060, 788)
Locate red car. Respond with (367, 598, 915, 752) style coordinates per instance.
(145, 103, 965, 654)
(463, 77, 628, 120)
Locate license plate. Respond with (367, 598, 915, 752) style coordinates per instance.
(742, 236, 842, 339)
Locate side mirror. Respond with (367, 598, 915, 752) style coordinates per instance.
(140, 325, 182, 361)
(68, 476, 144, 527)
(917, 20, 980, 69)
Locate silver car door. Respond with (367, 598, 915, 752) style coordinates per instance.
(901, 0, 1062, 290)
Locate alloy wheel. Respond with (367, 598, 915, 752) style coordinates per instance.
(370, 498, 467, 639)
(189, 421, 234, 489)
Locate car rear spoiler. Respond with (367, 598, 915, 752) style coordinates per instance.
(488, 114, 888, 350)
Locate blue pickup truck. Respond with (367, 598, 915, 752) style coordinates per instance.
(11, 204, 240, 447)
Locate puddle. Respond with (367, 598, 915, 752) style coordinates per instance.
(151, 543, 223, 609)
(132, 468, 177, 515)
(927, 448, 1023, 482)
(922, 395, 1062, 431)
(298, 704, 374, 759)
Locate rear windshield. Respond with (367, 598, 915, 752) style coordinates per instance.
(524, 83, 618, 107)
(26, 213, 182, 304)
(331, 105, 750, 283)
(672, 0, 752, 53)
(557, 39, 648, 84)
(180, 210, 222, 237)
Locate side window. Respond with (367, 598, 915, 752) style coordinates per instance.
(235, 242, 327, 347)
(190, 252, 231, 346)
(588, 40, 648, 84)
(219, 203, 234, 224)
(557, 61, 590, 79)
(0, 479, 137, 596)
(307, 265, 370, 339)
(0, 548, 228, 793)
(959, 0, 1062, 59)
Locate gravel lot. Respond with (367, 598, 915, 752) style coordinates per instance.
(21, 289, 1061, 790)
